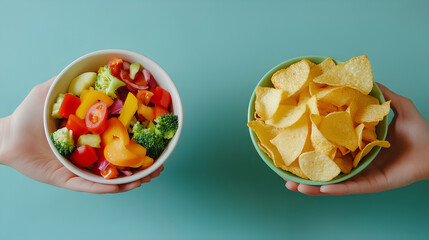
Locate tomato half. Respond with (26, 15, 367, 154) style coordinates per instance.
(70, 145, 98, 168)
(85, 102, 107, 134)
(150, 87, 171, 109)
(107, 57, 124, 76)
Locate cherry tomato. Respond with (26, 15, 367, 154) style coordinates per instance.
(70, 145, 98, 168)
(150, 87, 171, 109)
(85, 102, 107, 134)
(134, 72, 147, 87)
(153, 105, 169, 118)
(107, 57, 123, 77)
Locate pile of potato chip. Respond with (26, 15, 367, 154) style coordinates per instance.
(248, 56, 391, 181)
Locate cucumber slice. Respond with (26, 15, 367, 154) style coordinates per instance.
(51, 93, 65, 118)
(68, 72, 97, 96)
(77, 134, 101, 148)
(129, 63, 141, 80)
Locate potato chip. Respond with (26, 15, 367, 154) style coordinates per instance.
(316, 86, 358, 107)
(309, 57, 337, 81)
(299, 151, 341, 181)
(270, 115, 309, 166)
(355, 100, 391, 123)
(319, 111, 358, 151)
(306, 96, 319, 115)
(279, 160, 309, 179)
(310, 114, 323, 126)
(310, 117, 337, 159)
(271, 59, 312, 96)
(338, 146, 350, 155)
(309, 82, 326, 96)
(362, 126, 377, 141)
(346, 99, 358, 120)
(265, 104, 306, 128)
(364, 121, 379, 127)
(255, 87, 287, 120)
(313, 55, 373, 94)
(248, 120, 284, 166)
(333, 155, 353, 174)
(356, 93, 379, 108)
(318, 101, 339, 116)
(355, 123, 365, 150)
(258, 142, 274, 160)
(353, 140, 391, 167)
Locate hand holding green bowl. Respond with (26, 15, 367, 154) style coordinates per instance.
(247, 56, 389, 185)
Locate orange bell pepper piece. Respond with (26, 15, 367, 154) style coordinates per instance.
(136, 90, 154, 105)
(104, 139, 147, 168)
(137, 103, 154, 121)
(101, 117, 129, 147)
(118, 92, 138, 128)
(100, 165, 119, 179)
(75, 90, 114, 119)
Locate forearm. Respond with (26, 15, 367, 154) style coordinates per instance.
(0, 116, 11, 165)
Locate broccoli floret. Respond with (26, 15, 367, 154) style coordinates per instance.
(50, 127, 75, 157)
(132, 121, 166, 159)
(155, 113, 178, 139)
(95, 66, 126, 99)
(51, 93, 65, 119)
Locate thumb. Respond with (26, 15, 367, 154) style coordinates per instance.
(376, 83, 417, 116)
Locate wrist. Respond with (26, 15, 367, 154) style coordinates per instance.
(0, 116, 11, 165)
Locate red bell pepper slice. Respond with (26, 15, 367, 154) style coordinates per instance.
(66, 114, 89, 141)
(153, 105, 169, 119)
(70, 145, 99, 168)
(85, 102, 108, 134)
(107, 57, 123, 77)
(58, 94, 81, 118)
(150, 87, 171, 109)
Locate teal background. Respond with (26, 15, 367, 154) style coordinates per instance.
(0, 0, 428, 239)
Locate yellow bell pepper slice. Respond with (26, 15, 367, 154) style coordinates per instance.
(119, 92, 138, 128)
(75, 90, 114, 119)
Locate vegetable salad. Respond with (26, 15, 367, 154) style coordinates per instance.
(50, 58, 178, 179)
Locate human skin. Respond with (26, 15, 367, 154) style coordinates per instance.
(0, 77, 164, 194)
(284, 83, 429, 195)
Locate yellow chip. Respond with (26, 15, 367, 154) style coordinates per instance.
(313, 55, 373, 95)
(270, 115, 309, 166)
(310, 117, 337, 159)
(346, 99, 358, 120)
(279, 160, 309, 179)
(255, 87, 287, 120)
(271, 59, 312, 96)
(258, 142, 274, 160)
(309, 57, 337, 81)
(318, 100, 339, 116)
(299, 151, 341, 181)
(355, 123, 365, 150)
(356, 93, 380, 108)
(265, 104, 306, 128)
(316, 86, 357, 107)
(309, 82, 326, 96)
(353, 140, 391, 167)
(338, 146, 350, 155)
(306, 96, 319, 115)
(310, 114, 323, 125)
(355, 100, 391, 123)
(248, 120, 284, 166)
(319, 111, 358, 151)
(362, 126, 378, 141)
(333, 155, 353, 174)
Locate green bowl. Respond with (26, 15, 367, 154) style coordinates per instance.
(247, 56, 388, 185)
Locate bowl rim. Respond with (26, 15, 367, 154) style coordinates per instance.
(43, 49, 183, 184)
(247, 55, 388, 185)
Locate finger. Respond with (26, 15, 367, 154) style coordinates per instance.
(297, 184, 325, 196)
(118, 180, 142, 193)
(149, 165, 164, 179)
(320, 172, 388, 195)
(377, 83, 416, 115)
(63, 177, 119, 194)
(141, 176, 151, 183)
(285, 181, 299, 191)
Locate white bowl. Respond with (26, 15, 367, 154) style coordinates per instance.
(43, 49, 183, 184)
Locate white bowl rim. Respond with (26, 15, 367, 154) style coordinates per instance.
(43, 49, 183, 184)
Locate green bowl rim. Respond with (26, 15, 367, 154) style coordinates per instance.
(247, 56, 388, 185)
